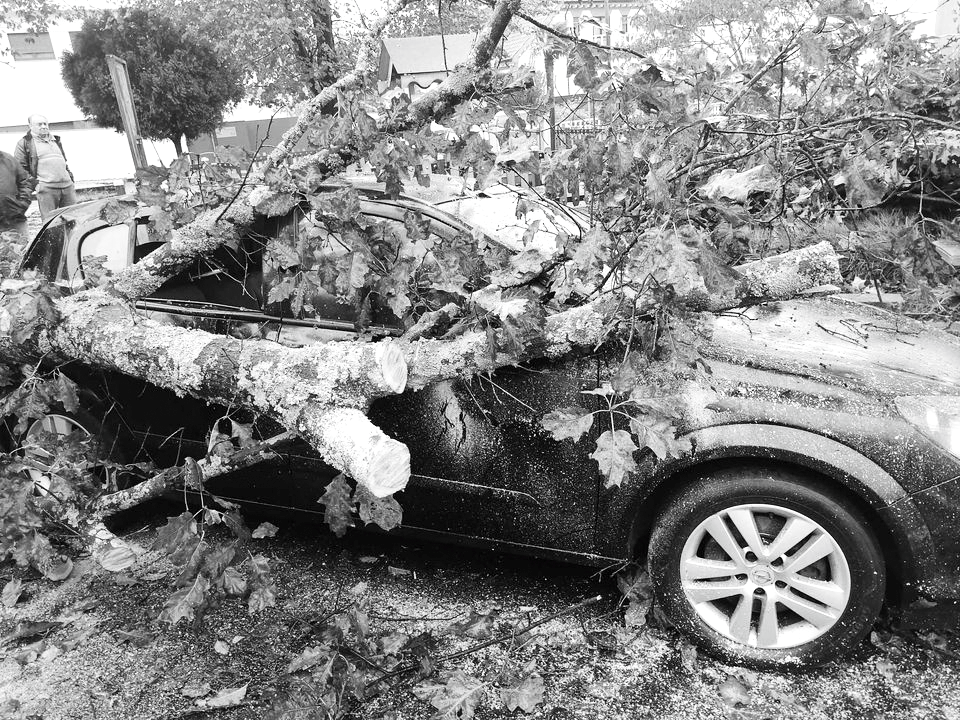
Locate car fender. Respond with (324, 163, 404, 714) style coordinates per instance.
(599, 422, 937, 594)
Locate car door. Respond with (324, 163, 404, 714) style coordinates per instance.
(59, 201, 605, 554)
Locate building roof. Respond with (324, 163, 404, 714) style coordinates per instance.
(380, 34, 475, 77)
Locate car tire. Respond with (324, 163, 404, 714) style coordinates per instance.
(647, 465, 886, 669)
(20, 406, 130, 493)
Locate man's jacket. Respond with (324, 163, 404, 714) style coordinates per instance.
(14, 130, 74, 191)
(0, 151, 32, 226)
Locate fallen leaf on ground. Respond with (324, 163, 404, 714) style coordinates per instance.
(115, 628, 155, 647)
(98, 546, 137, 572)
(12, 646, 41, 665)
(70, 597, 100, 613)
(181, 680, 212, 698)
(214, 640, 230, 655)
(449, 609, 498, 640)
(387, 566, 411, 577)
(679, 641, 698, 672)
(379, 632, 410, 656)
(876, 657, 897, 680)
(57, 628, 96, 652)
(287, 645, 331, 674)
(252, 522, 279, 539)
(2, 620, 61, 645)
(500, 674, 544, 713)
(39, 645, 61, 662)
(586, 681, 619, 699)
(2, 578, 23, 607)
(719, 676, 751, 707)
(429, 672, 485, 720)
(41, 556, 73, 581)
(197, 684, 247, 709)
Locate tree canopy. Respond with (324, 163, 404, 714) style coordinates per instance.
(0, 0, 75, 30)
(60, 7, 244, 153)
(135, 0, 339, 107)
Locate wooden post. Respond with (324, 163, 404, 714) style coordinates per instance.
(105, 54, 149, 169)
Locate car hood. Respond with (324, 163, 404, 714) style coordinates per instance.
(704, 297, 960, 398)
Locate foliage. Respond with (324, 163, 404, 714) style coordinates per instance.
(386, 0, 489, 38)
(0, 0, 959, 713)
(60, 7, 244, 153)
(135, 0, 337, 106)
(0, 0, 77, 31)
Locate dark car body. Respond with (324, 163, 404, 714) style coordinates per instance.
(16, 193, 960, 610)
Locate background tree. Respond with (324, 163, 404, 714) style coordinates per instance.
(0, 0, 75, 30)
(135, 0, 339, 107)
(386, 0, 490, 36)
(60, 7, 244, 155)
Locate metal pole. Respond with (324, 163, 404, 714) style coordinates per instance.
(105, 54, 149, 169)
(545, 49, 556, 153)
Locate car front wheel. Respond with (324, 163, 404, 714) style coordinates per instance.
(647, 466, 886, 668)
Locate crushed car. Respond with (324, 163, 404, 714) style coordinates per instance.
(11, 185, 960, 669)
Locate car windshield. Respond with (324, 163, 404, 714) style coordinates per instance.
(436, 187, 584, 253)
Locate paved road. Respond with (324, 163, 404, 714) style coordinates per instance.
(1, 518, 958, 719)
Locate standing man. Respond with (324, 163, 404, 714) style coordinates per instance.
(0, 150, 32, 240)
(15, 114, 76, 220)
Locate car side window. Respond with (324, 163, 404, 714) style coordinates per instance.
(78, 224, 132, 277)
(261, 208, 394, 327)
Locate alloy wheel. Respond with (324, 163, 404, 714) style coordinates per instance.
(24, 413, 93, 493)
(678, 503, 851, 649)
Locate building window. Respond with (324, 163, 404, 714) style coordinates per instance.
(7, 32, 56, 60)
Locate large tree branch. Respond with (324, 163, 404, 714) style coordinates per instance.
(264, 0, 419, 173)
(92, 431, 297, 516)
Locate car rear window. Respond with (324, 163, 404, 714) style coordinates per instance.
(20, 216, 71, 280)
(79, 224, 132, 276)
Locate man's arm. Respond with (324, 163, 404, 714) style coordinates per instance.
(54, 137, 74, 182)
(13, 138, 37, 192)
(15, 162, 32, 208)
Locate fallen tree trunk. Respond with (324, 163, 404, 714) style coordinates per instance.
(28, 240, 839, 517)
